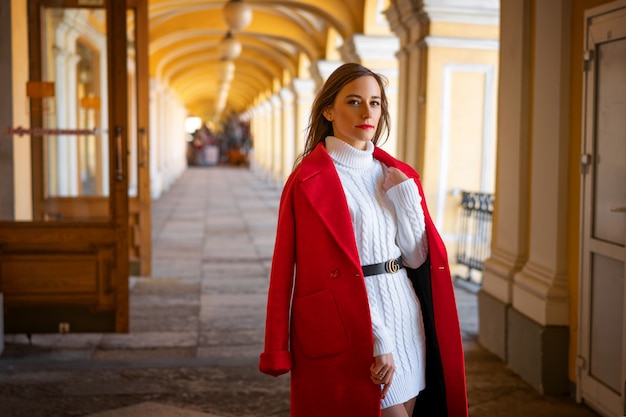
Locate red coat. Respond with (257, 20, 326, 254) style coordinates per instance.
(259, 143, 468, 417)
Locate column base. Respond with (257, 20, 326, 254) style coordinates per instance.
(479, 290, 570, 395)
(478, 289, 507, 360)
(507, 307, 569, 395)
(0, 293, 4, 355)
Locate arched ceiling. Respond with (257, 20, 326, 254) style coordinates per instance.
(148, 0, 383, 124)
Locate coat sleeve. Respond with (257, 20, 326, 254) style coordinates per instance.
(259, 174, 297, 377)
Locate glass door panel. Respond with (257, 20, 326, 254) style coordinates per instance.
(38, 6, 111, 221)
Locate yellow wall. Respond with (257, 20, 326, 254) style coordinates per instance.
(424, 48, 497, 228)
(364, 0, 391, 35)
(420, 26, 499, 257)
(430, 21, 499, 39)
(12, 0, 32, 220)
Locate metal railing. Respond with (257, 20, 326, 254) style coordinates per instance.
(455, 191, 494, 285)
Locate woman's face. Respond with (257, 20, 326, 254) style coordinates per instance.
(324, 75, 382, 150)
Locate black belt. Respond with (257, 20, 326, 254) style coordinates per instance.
(362, 256, 403, 277)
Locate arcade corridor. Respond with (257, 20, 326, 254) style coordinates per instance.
(2, 2, 625, 415)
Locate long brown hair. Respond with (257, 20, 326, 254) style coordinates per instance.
(294, 63, 391, 167)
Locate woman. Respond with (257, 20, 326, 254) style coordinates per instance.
(259, 63, 468, 417)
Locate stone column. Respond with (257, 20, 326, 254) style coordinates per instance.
(162, 90, 173, 189)
(0, 293, 3, 355)
(513, 0, 570, 326)
(270, 94, 282, 184)
(156, 84, 167, 193)
(52, 23, 81, 196)
(148, 78, 162, 199)
(478, 0, 532, 360)
(384, 10, 409, 160)
(508, 0, 571, 394)
(385, 0, 429, 172)
(176, 101, 187, 179)
(53, 48, 70, 196)
(247, 104, 260, 170)
(292, 78, 315, 159)
(262, 100, 273, 179)
(0, 0, 9, 354)
(279, 87, 295, 183)
(65, 51, 80, 196)
(254, 101, 265, 175)
(0, 0, 14, 221)
(340, 34, 400, 156)
(6, 0, 31, 220)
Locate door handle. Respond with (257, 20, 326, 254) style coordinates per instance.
(138, 127, 147, 168)
(610, 206, 626, 213)
(115, 125, 123, 181)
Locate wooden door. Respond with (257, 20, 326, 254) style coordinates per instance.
(127, 0, 151, 276)
(0, 0, 130, 333)
(578, 2, 626, 416)
(30, 0, 151, 277)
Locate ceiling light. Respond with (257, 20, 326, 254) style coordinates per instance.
(222, 0, 252, 31)
(219, 31, 242, 60)
(218, 58, 236, 81)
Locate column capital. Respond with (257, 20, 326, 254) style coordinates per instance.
(423, 0, 499, 25)
(279, 86, 294, 103)
(291, 77, 316, 97)
(340, 34, 399, 64)
(386, 0, 428, 40)
(424, 36, 499, 50)
(269, 93, 281, 107)
(261, 100, 272, 113)
(311, 60, 342, 85)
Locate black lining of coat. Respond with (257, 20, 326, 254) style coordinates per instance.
(407, 257, 449, 417)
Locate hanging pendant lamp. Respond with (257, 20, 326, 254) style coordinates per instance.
(222, 0, 252, 31)
(219, 31, 242, 60)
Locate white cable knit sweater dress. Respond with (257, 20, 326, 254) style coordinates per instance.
(325, 136, 429, 409)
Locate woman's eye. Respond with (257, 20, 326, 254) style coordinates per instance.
(348, 99, 360, 105)
(371, 101, 381, 107)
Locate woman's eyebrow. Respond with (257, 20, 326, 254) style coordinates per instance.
(343, 93, 381, 99)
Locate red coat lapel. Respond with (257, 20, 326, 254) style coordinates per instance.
(298, 143, 361, 270)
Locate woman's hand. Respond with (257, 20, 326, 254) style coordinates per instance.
(370, 353, 395, 399)
(382, 166, 409, 191)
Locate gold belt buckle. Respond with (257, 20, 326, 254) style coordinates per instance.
(386, 258, 400, 273)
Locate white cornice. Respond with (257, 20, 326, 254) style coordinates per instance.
(424, 36, 499, 50)
(353, 35, 400, 61)
(424, 0, 500, 25)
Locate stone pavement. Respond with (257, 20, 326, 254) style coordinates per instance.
(0, 166, 600, 417)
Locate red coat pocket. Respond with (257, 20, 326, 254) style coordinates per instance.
(292, 290, 348, 359)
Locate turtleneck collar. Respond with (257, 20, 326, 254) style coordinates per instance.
(325, 136, 375, 170)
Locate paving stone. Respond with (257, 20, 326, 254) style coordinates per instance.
(86, 402, 221, 417)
